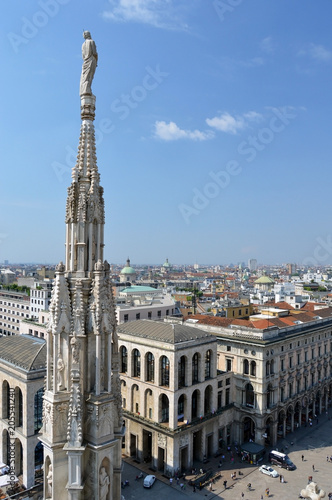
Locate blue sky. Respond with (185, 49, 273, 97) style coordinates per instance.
(1, 0, 332, 266)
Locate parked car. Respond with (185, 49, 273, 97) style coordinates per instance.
(259, 465, 279, 477)
(143, 475, 156, 488)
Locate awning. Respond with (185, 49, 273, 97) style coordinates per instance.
(240, 442, 265, 455)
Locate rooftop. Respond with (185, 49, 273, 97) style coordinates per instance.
(118, 319, 215, 344)
(0, 335, 46, 372)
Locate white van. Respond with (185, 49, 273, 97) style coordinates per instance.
(269, 450, 295, 470)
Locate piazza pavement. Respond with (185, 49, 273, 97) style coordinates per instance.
(122, 411, 332, 500)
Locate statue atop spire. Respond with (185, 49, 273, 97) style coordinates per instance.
(80, 31, 98, 96)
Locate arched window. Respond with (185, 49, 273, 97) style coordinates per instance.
(15, 387, 23, 428)
(146, 352, 155, 382)
(270, 359, 274, 374)
(245, 383, 254, 407)
(34, 388, 44, 434)
(161, 394, 169, 423)
(243, 359, 249, 375)
(266, 361, 270, 376)
(120, 346, 128, 373)
(250, 361, 256, 376)
(178, 394, 185, 421)
(160, 356, 170, 387)
(192, 353, 199, 384)
(267, 383, 273, 408)
(2, 381, 10, 419)
(204, 386, 212, 415)
(205, 350, 212, 380)
(133, 349, 141, 378)
(192, 390, 199, 419)
(178, 356, 186, 389)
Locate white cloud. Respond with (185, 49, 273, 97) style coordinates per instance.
(154, 121, 214, 141)
(309, 43, 332, 62)
(102, 0, 188, 30)
(260, 36, 274, 54)
(206, 111, 263, 135)
(298, 43, 332, 62)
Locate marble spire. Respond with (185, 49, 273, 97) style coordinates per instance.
(41, 32, 123, 500)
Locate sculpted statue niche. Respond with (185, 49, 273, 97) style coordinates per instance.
(99, 466, 110, 500)
(80, 31, 98, 96)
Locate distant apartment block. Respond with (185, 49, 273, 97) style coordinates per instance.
(0, 289, 30, 336)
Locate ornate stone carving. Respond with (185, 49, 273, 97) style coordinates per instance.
(179, 434, 189, 447)
(54, 403, 68, 436)
(157, 433, 167, 448)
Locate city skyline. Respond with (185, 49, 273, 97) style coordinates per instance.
(1, 1, 332, 265)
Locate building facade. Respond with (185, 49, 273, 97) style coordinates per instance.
(0, 289, 30, 336)
(0, 335, 45, 489)
(118, 319, 235, 475)
(186, 310, 332, 448)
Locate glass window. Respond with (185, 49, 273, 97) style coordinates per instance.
(160, 356, 170, 387)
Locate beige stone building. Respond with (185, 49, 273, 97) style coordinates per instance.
(0, 335, 45, 489)
(118, 319, 235, 475)
(186, 307, 332, 448)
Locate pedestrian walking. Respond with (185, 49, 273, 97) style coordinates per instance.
(247, 483, 251, 491)
(193, 485, 196, 493)
(302, 454, 304, 461)
(241, 493, 244, 499)
(279, 474, 282, 482)
(223, 480, 227, 489)
(328, 456, 330, 462)
(209, 482, 213, 492)
(169, 477, 173, 486)
(265, 487, 270, 497)
(176, 477, 179, 485)
(261, 496, 263, 500)
(312, 464, 315, 472)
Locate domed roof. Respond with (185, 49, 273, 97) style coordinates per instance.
(254, 274, 274, 284)
(163, 258, 171, 267)
(120, 258, 136, 275)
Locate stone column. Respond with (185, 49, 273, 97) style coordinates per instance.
(283, 415, 286, 438)
(169, 394, 176, 430)
(291, 411, 294, 432)
(272, 419, 278, 447)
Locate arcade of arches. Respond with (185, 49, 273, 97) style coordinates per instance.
(238, 383, 332, 447)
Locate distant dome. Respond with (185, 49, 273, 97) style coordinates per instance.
(163, 258, 171, 268)
(120, 258, 136, 275)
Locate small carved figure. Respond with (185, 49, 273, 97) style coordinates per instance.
(57, 356, 65, 390)
(99, 466, 110, 500)
(71, 337, 80, 363)
(46, 463, 53, 498)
